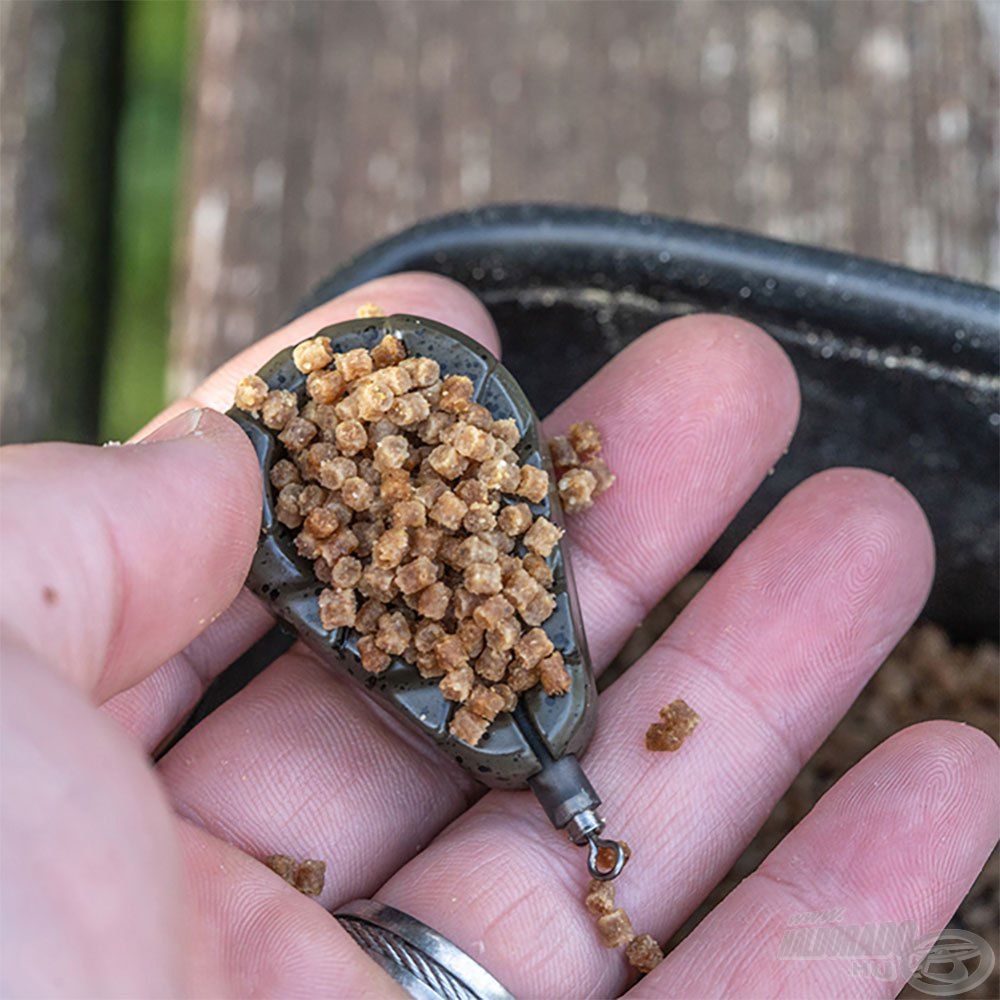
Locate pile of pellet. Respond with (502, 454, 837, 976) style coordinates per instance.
(234, 334, 611, 746)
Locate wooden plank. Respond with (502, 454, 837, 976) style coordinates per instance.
(0, 0, 121, 444)
(170, 0, 998, 391)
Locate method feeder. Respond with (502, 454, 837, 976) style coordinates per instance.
(229, 314, 628, 881)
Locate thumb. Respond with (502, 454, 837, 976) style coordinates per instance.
(0, 409, 262, 702)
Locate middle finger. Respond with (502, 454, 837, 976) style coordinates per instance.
(158, 314, 800, 908)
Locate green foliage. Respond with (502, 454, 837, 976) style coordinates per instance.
(101, 0, 189, 441)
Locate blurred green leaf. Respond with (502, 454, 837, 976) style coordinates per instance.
(101, 0, 189, 441)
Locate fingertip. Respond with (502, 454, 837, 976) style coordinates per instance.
(645, 313, 801, 437)
(797, 467, 936, 609)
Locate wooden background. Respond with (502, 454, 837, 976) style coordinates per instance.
(170, 0, 999, 393)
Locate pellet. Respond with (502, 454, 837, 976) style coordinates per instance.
(297, 484, 327, 515)
(410, 526, 444, 561)
(645, 699, 700, 751)
(597, 909, 635, 949)
(306, 369, 345, 404)
(371, 333, 406, 368)
(568, 420, 602, 459)
(462, 506, 496, 533)
(391, 499, 425, 528)
(342, 476, 374, 512)
(457, 619, 486, 658)
(473, 645, 508, 683)
(548, 434, 579, 470)
(395, 555, 438, 595)
(454, 423, 496, 461)
(331, 556, 362, 588)
(514, 628, 554, 668)
(521, 590, 556, 627)
(558, 468, 598, 514)
(490, 418, 521, 448)
(318, 588, 356, 629)
(279, 415, 317, 452)
(435, 634, 469, 672)
(235, 374, 269, 413)
(449, 706, 489, 746)
(427, 444, 467, 480)
(586, 456, 616, 495)
(522, 553, 554, 588)
(523, 516, 563, 558)
(455, 536, 498, 568)
(400, 355, 440, 387)
(439, 374, 474, 413)
(429, 490, 468, 530)
(375, 611, 411, 656)
(304, 505, 340, 539)
(467, 684, 505, 722)
(319, 456, 357, 491)
(388, 392, 430, 426)
(473, 594, 514, 630)
(492, 683, 517, 713)
(487, 617, 521, 653)
(414, 620, 446, 654)
(336, 347, 374, 382)
(464, 562, 503, 596)
(293, 859, 327, 896)
(358, 635, 391, 674)
(507, 663, 540, 693)
(269, 458, 301, 489)
(539, 652, 571, 695)
(416, 581, 451, 620)
(439, 665, 474, 702)
(261, 389, 298, 430)
(625, 935, 664, 974)
(335, 419, 367, 455)
(498, 503, 532, 536)
(293, 336, 334, 374)
(516, 464, 550, 504)
(584, 879, 616, 917)
(355, 599, 385, 635)
(373, 526, 410, 568)
(359, 565, 397, 602)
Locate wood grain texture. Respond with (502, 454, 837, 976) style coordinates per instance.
(170, 0, 999, 391)
(0, 0, 120, 443)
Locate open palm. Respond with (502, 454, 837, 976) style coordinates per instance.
(3, 273, 997, 999)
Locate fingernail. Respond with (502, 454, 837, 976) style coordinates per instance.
(139, 408, 207, 444)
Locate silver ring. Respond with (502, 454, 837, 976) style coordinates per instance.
(334, 899, 514, 1000)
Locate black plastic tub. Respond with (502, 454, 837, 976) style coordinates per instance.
(299, 204, 999, 639)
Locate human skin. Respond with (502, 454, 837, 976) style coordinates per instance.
(2, 272, 997, 999)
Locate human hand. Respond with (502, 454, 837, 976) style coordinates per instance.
(3, 273, 997, 998)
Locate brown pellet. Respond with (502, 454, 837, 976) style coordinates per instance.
(523, 516, 563, 558)
(584, 878, 616, 917)
(539, 651, 571, 695)
(597, 909, 635, 949)
(625, 935, 664, 974)
(645, 699, 700, 751)
(292, 859, 327, 896)
(261, 389, 298, 430)
(318, 588, 356, 629)
(516, 464, 549, 504)
(568, 420, 602, 460)
(235, 374, 269, 413)
(293, 336, 334, 374)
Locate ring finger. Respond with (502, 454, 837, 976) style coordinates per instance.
(375, 469, 936, 998)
